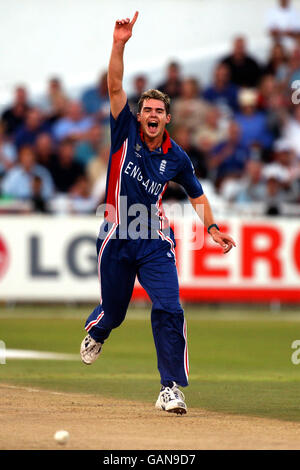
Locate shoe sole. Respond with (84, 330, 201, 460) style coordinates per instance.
(167, 407, 187, 415)
(155, 403, 187, 415)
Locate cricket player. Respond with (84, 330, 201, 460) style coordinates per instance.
(80, 11, 235, 415)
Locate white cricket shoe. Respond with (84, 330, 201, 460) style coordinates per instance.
(155, 382, 187, 415)
(80, 334, 102, 365)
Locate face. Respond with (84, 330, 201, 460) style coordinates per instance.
(26, 109, 41, 130)
(167, 64, 179, 81)
(87, 124, 103, 142)
(205, 107, 220, 127)
(247, 160, 262, 182)
(280, 0, 289, 8)
(35, 133, 53, 154)
(135, 76, 147, 94)
(215, 64, 230, 84)
(277, 150, 291, 166)
(267, 178, 281, 196)
(181, 79, 198, 99)
(233, 37, 245, 57)
(59, 142, 74, 163)
(272, 43, 285, 61)
(49, 78, 61, 93)
(19, 147, 35, 171)
(137, 99, 171, 140)
(68, 102, 83, 121)
(15, 87, 27, 105)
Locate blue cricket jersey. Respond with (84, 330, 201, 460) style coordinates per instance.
(103, 101, 203, 235)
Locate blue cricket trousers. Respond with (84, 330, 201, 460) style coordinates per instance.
(84, 224, 189, 387)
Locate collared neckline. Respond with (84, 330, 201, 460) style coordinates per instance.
(139, 127, 172, 155)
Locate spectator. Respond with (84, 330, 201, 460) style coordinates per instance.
(256, 74, 277, 111)
(14, 108, 51, 150)
(236, 151, 297, 209)
(81, 71, 110, 122)
(1, 86, 30, 137)
(266, 0, 300, 50)
(171, 78, 208, 133)
(1, 145, 54, 200)
(235, 159, 266, 202)
(31, 175, 49, 213)
(262, 42, 289, 81)
(234, 88, 274, 153)
(52, 101, 94, 142)
(283, 104, 300, 158)
(266, 138, 300, 186)
(0, 123, 17, 177)
(171, 125, 208, 179)
(49, 138, 84, 193)
(34, 133, 57, 171)
(262, 171, 292, 214)
(203, 63, 239, 112)
(194, 106, 228, 153)
(74, 123, 104, 167)
(89, 146, 110, 203)
(157, 61, 182, 99)
(69, 175, 97, 214)
(285, 45, 300, 86)
(40, 77, 69, 124)
(209, 121, 250, 184)
(221, 36, 262, 87)
(265, 89, 290, 141)
(129, 74, 148, 114)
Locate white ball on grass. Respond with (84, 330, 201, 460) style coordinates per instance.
(54, 430, 70, 445)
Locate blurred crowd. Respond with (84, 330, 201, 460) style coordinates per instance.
(1, 0, 300, 216)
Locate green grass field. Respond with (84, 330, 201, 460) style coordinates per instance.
(1, 305, 300, 422)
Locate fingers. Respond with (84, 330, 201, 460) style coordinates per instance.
(223, 243, 233, 254)
(217, 233, 236, 248)
(212, 233, 236, 254)
(116, 11, 138, 27)
(224, 235, 236, 247)
(131, 11, 139, 25)
(116, 18, 130, 25)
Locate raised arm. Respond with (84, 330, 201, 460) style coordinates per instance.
(189, 194, 236, 254)
(108, 11, 139, 119)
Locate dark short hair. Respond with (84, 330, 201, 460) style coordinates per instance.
(138, 89, 171, 115)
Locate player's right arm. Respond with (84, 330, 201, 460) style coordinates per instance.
(108, 11, 139, 120)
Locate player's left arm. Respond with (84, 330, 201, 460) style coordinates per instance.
(189, 193, 236, 254)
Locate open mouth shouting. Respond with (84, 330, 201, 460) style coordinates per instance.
(147, 120, 159, 134)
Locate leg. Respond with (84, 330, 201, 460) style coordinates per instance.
(137, 234, 189, 388)
(85, 236, 136, 344)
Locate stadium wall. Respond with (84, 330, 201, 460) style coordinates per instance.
(0, 215, 299, 303)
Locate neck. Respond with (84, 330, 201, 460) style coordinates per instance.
(144, 134, 163, 151)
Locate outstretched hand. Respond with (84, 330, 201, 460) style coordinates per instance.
(210, 230, 236, 254)
(113, 11, 139, 44)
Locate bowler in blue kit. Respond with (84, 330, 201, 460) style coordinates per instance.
(80, 11, 235, 415)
